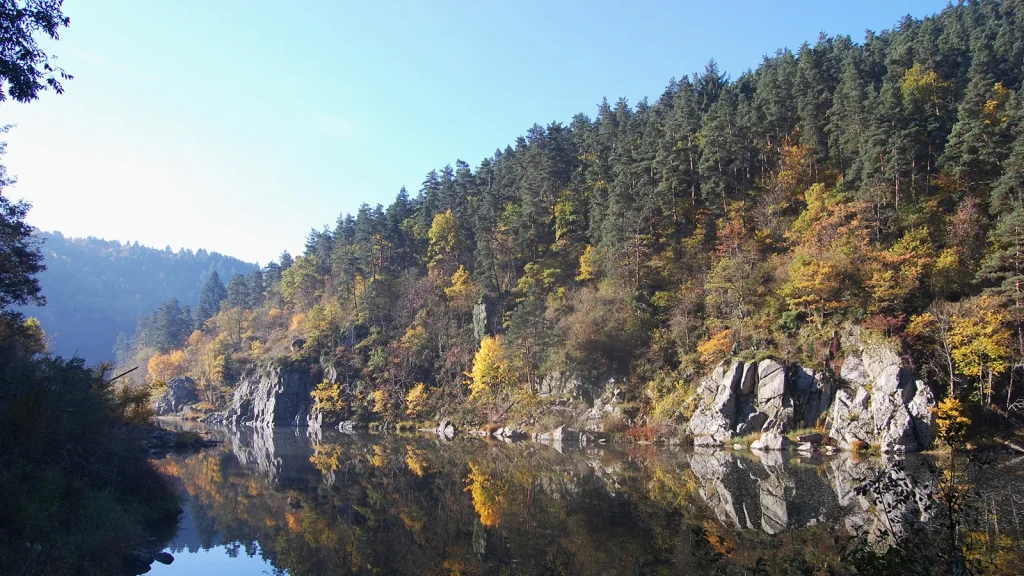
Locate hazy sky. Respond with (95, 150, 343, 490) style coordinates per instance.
(3, 0, 946, 264)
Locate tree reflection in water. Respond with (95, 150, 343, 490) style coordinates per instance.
(151, 425, 1024, 575)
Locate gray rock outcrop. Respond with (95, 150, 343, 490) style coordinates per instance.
(687, 359, 829, 448)
(828, 345, 937, 453)
(686, 339, 937, 452)
(151, 376, 200, 416)
(223, 363, 315, 428)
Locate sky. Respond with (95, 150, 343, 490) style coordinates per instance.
(2, 0, 948, 265)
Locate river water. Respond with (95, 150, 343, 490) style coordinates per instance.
(148, 422, 1024, 575)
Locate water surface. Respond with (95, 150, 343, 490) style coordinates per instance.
(150, 422, 1024, 575)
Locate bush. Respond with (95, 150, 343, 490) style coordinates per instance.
(0, 349, 179, 575)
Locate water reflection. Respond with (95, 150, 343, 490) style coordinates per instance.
(151, 423, 1024, 575)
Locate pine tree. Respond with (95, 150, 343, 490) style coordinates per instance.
(226, 274, 250, 310)
(195, 270, 227, 330)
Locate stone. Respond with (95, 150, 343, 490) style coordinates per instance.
(687, 361, 744, 445)
(795, 442, 816, 452)
(436, 419, 456, 440)
(840, 355, 868, 385)
(756, 360, 786, 411)
(797, 432, 823, 444)
(538, 372, 582, 396)
(908, 380, 937, 448)
(126, 550, 154, 573)
(750, 431, 790, 451)
(740, 362, 758, 395)
(153, 552, 174, 565)
(736, 411, 768, 436)
(793, 366, 832, 427)
(828, 342, 937, 453)
(151, 376, 200, 416)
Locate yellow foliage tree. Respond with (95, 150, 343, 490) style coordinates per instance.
(576, 244, 597, 281)
(305, 302, 341, 353)
(468, 336, 516, 400)
(933, 397, 970, 447)
(405, 383, 429, 417)
(148, 349, 186, 382)
(901, 63, 950, 116)
(782, 255, 844, 323)
(950, 295, 1012, 405)
(370, 389, 391, 417)
(312, 380, 347, 417)
(428, 210, 456, 263)
(867, 227, 935, 315)
(444, 265, 480, 312)
(400, 324, 428, 352)
(696, 329, 734, 367)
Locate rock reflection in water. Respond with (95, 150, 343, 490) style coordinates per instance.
(151, 425, 1024, 575)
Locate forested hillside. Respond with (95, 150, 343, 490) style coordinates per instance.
(19, 232, 254, 361)
(129, 1, 1024, 429)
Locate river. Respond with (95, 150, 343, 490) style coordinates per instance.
(148, 421, 1024, 575)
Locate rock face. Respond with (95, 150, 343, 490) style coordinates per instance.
(538, 371, 583, 397)
(224, 363, 315, 428)
(687, 359, 830, 448)
(828, 345, 937, 453)
(151, 376, 200, 416)
(688, 363, 744, 446)
(686, 340, 937, 453)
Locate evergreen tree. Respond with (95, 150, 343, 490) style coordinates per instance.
(195, 270, 227, 329)
(226, 273, 250, 310)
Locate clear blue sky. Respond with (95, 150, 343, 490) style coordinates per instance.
(3, 0, 947, 264)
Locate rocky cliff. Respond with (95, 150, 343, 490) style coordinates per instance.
(686, 341, 936, 452)
(219, 362, 316, 429)
(151, 376, 200, 416)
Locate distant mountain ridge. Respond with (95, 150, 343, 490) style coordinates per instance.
(16, 231, 255, 362)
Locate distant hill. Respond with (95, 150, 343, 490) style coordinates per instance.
(16, 232, 255, 362)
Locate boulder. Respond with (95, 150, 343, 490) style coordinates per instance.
(796, 432, 824, 444)
(840, 355, 868, 386)
(827, 344, 936, 453)
(795, 442, 816, 453)
(151, 376, 200, 416)
(436, 419, 456, 440)
(736, 411, 768, 436)
(687, 362, 743, 445)
(907, 381, 937, 448)
(535, 426, 575, 442)
(740, 363, 758, 395)
(828, 388, 874, 449)
(756, 360, 786, 412)
(153, 552, 174, 565)
(751, 431, 790, 451)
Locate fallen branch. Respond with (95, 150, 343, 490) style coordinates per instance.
(1002, 439, 1024, 454)
(106, 366, 138, 384)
